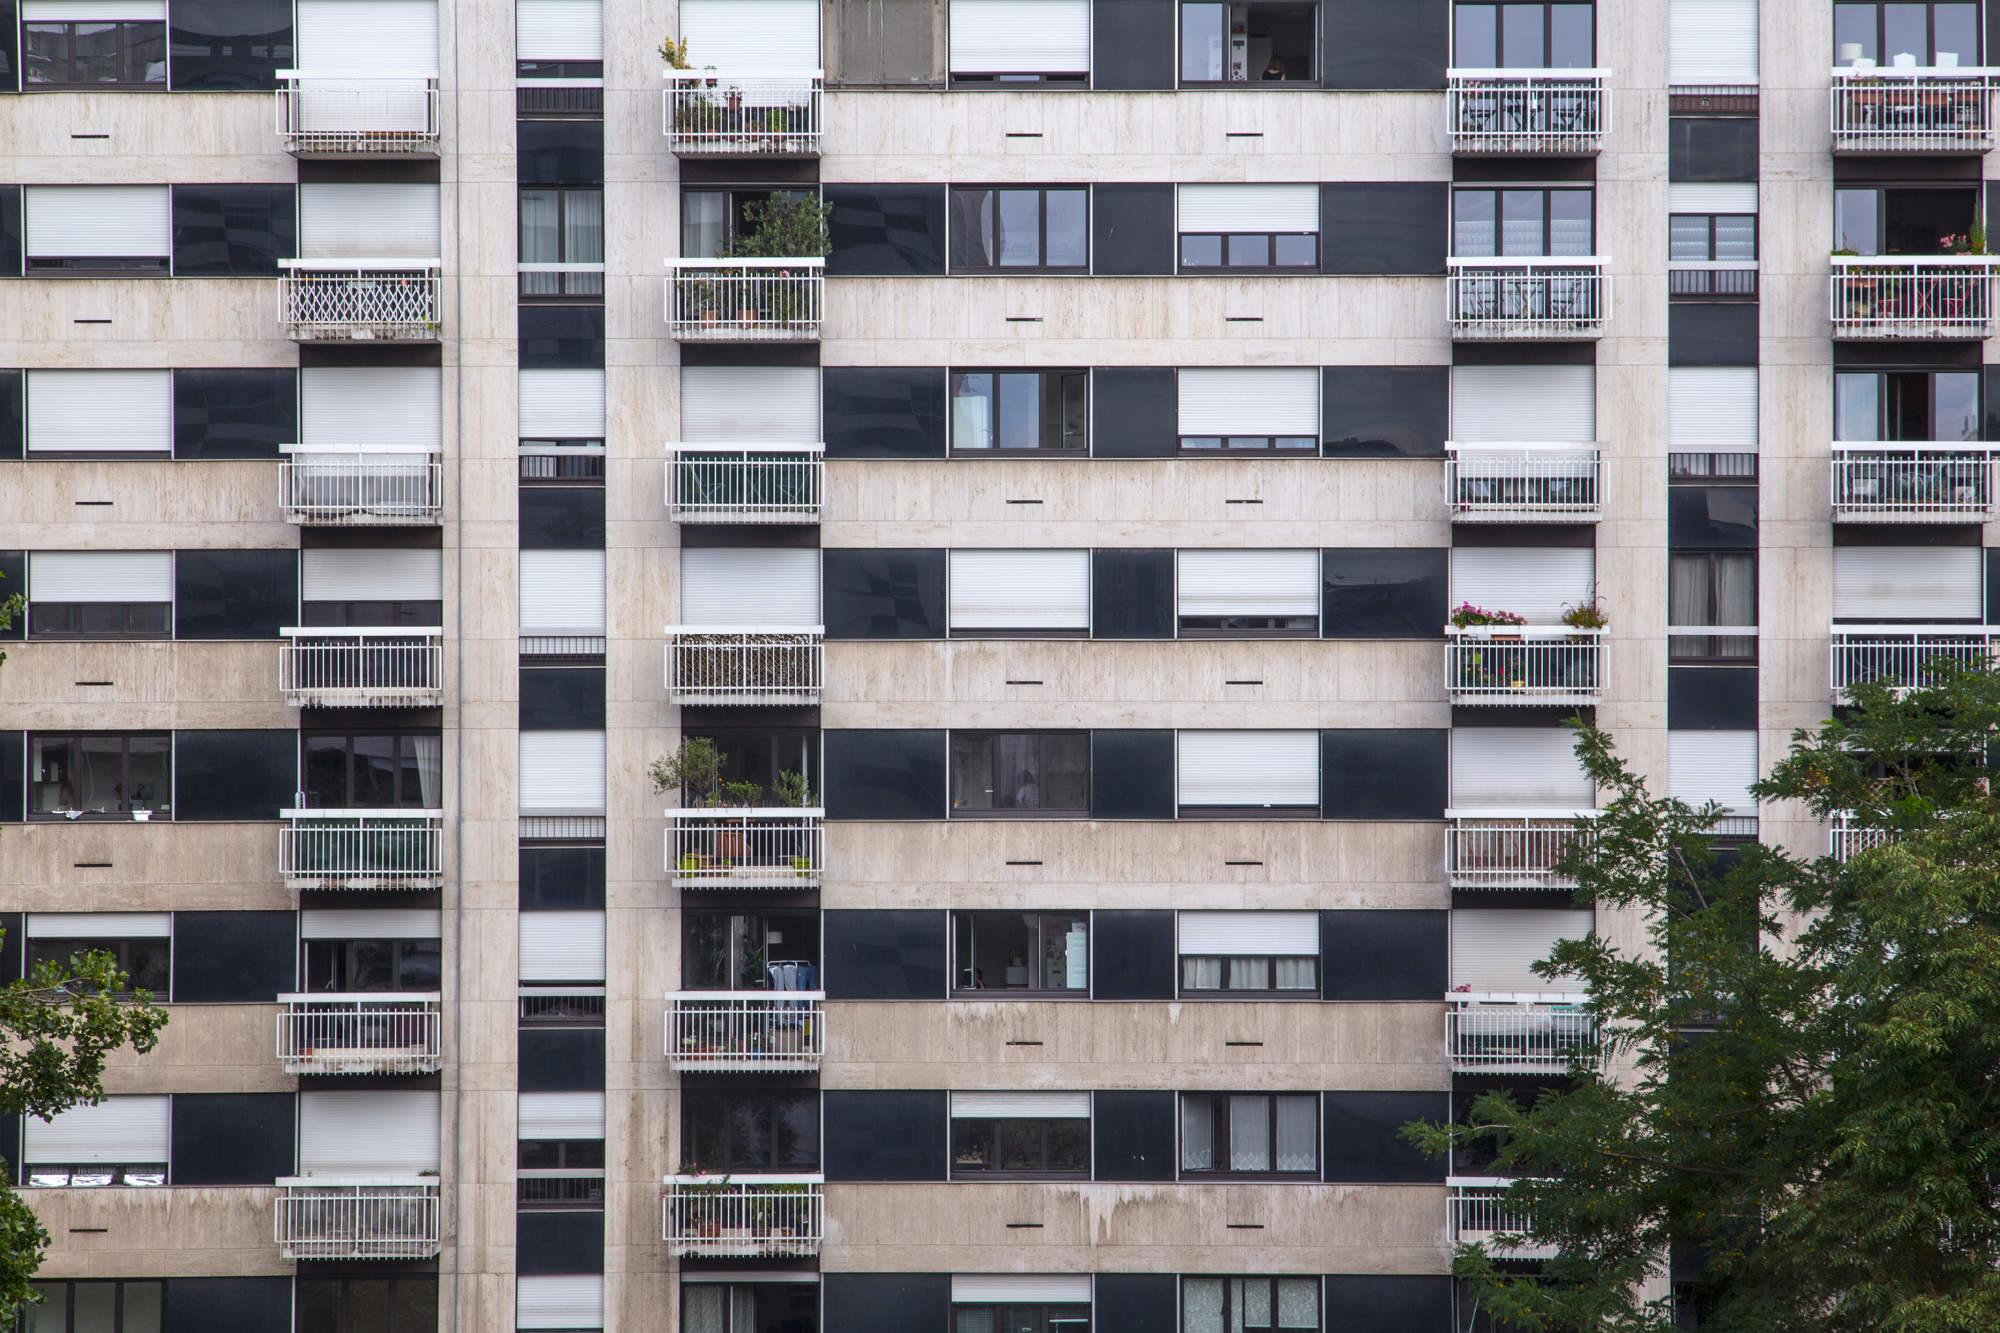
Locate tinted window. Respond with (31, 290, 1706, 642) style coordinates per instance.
(168, 0, 291, 89)
(518, 1027, 606, 1092)
(1321, 548, 1448, 638)
(1092, 910, 1176, 1000)
(949, 731, 1089, 815)
(1092, 367, 1178, 458)
(1669, 486, 1758, 548)
(520, 486, 605, 547)
(1091, 550, 1174, 639)
(171, 1093, 293, 1185)
(949, 188, 1088, 271)
(518, 119, 605, 186)
(520, 666, 607, 730)
(1670, 303, 1757, 366)
(950, 369, 1087, 451)
(823, 548, 948, 639)
(827, 184, 947, 276)
(1320, 729, 1448, 819)
(1321, 366, 1447, 457)
(170, 185, 295, 277)
(173, 368, 297, 460)
(1089, 730, 1175, 819)
(823, 1090, 947, 1180)
(824, 729, 946, 819)
(1091, 182, 1176, 276)
(520, 845, 606, 910)
(1669, 116, 1758, 183)
(0, 371, 21, 460)
(823, 366, 948, 459)
(173, 729, 296, 820)
(1320, 908, 1447, 1000)
(1321, 183, 1449, 276)
(823, 909, 948, 999)
(170, 911, 296, 1002)
(1321, 0, 1448, 89)
(0, 188, 20, 279)
(173, 550, 296, 639)
(1322, 1091, 1447, 1182)
(1093, 0, 1175, 88)
(520, 304, 605, 369)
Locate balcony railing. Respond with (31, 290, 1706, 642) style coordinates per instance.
(1668, 259, 1759, 300)
(276, 1177, 442, 1260)
(277, 993, 443, 1075)
(1445, 445, 1602, 521)
(275, 71, 440, 155)
(1829, 256, 1998, 339)
(279, 446, 442, 525)
(1831, 67, 1993, 152)
(1829, 810, 1892, 863)
(1448, 258, 1607, 339)
(1447, 993, 1598, 1073)
(1830, 444, 1994, 521)
(662, 1174, 823, 1257)
(280, 260, 443, 342)
(665, 259, 824, 341)
(668, 808, 824, 887)
(279, 628, 444, 709)
(664, 70, 823, 155)
(280, 809, 444, 890)
(668, 992, 825, 1071)
(1447, 626, 1604, 704)
(1830, 624, 1997, 694)
(1447, 809, 1595, 889)
(665, 627, 824, 705)
(1447, 69, 1606, 154)
(1448, 1177, 1552, 1256)
(666, 444, 825, 523)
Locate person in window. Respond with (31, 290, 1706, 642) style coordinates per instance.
(1013, 769, 1043, 809)
(1263, 55, 1288, 80)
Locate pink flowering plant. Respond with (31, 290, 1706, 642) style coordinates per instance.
(1449, 602, 1527, 629)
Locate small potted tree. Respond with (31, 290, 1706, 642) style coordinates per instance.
(652, 737, 724, 871)
(773, 768, 817, 877)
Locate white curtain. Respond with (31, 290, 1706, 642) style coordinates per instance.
(1275, 1096, 1316, 1172)
(1273, 958, 1315, 990)
(1277, 1279, 1319, 1329)
(1229, 1095, 1270, 1171)
(681, 1288, 723, 1333)
(1181, 1097, 1214, 1170)
(1183, 1280, 1225, 1333)
(411, 735, 442, 809)
(1183, 958, 1222, 990)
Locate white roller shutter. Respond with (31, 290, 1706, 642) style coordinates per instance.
(298, 183, 442, 260)
(26, 371, 172, 455)
(519, 1276, 605, 1332)
(1668, 730, 1758, 814)
(518, 910, 606, 982)
(298, 1089, 440, 1174)
(1669, 183, 1758, 215)
(951, 1276, 1094, 1304)
(1669, 367, 1758, 451)
(30, 552, 172, 603)
(299, 908, 441, 939)
(23, 1097, 169, 1164)
(679, 0, 819, 71)
(24, 186, 169, 259)
(1178, 912, 1318, 956)
(1450, 909, 1591, 991)
(1832, 547, 1981, 621)
(1177, 185, 1319, 233)
(1177, 369, 1318, 438)
(1175, 549, 1319, 619)
(519, 1092, 605, 1140)
(1450, 728, 1593, 809)
(1449, 365, 1595, 443)
(680, 547, 821, 626)
(1176, 731, 1318, 809)
(1669, 0, 1757, 83)
(22, 1, 167, 17)
(949, 1092, 1091, 1119)
(681, 366, 820, 442)
(518, 731, 606, 816)
(296, 0, 439, 69)
(949, 0, 1089, 74)
(301, 366, 441, 448)
(301, 548, 443, 602)
(27, 912, 170, 937)
(519, 369, 606, 441)
(948, 550, 1089, 631)
(517, 0, 602, 60)
(520, 550, 606, 636)
(1449, 547, 1594, 624)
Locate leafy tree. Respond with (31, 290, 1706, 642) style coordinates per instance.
(1406, 665, 2000, 1333)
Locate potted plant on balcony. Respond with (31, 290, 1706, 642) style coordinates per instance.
(1450, 603, 1528, 693)
(680, 1166, 732, 1237)
(719, 196, 833, 327)
(652, 737, 725, 869)
(773, 769, 817, 877)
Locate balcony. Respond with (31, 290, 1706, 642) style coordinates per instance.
(668, 808, 824, 888)
(1829, 810, 1891, 862)
(665, 627, 824, 705)
(1447, 627, 1604, 705)
(665, 259, 824, 342)
(280, 809, 445, 890)
(275, 71, 441, 155)
(667, 992, 825, 1071)
(1448, 258, 1607, 339)
(666, 444, 825, 523)
(1447, 993, 1597, 1073)
(1446, 445, 1602, 521)
(279, 628, 444, 709)
(279, 446, 443, 526)
(1448, 1177, 1553, 1257)
(1447, 809, 1594, 889)
(1831, 67, 1993, 153)
(662, 1174, 823, 1258)
(275, 1177, 442, 1260)
(1829, 256, 1998, 339)
(1668, 260, 1759, 300)
(664, 70, 822, 156)
(1829, 624, 1997, 695)
(1830, 444, 1994, 521)
(1447, 69, 1606, 154)
(280, 260, 443, 342)
(277, 993, 443, 1075)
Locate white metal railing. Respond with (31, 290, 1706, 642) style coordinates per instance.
(1829, 810, 1892, 862)
(1830, 624, 1998, 693)
(275, 70, 441, 154)
(1830, 444, 1994, 521)
(665, 627, 824, 704)
(1449, 1177, 1549, 1254)
(277, 993, 443, 1074)
(664, 70, 823, 154)
(1445, 445, 1602, 520)
(1447, 626, 1604, 703)
(667, 992, 825, 1071)
(280, 809, 445, 890)
(279, 446, 442, 525)
(662, 1174, 823, 1257)
(1448, 258, 1608, 338)
(1831, 67, 1994, 152)
(276, 1177, 442, 1260)
(1829, 256, 1999, 339)
(667, 444, 825, 523)
(1447, 809, 1595, 889)
(279, 259, 443, 341)
(279, 628, 444, 708)
(1447, 993, 1598, 1072)
(1447, 69, 1607, 153)
(668, 808, 824, 887)
(665, 259, 824, 341)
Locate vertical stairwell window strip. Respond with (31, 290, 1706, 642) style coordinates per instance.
(948, 187, 1088, 272)
(521, 187, 604, 299)
(1669, 552, 1756, 661)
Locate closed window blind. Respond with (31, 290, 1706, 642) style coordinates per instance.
(1668, 183, 1758, 215)
(1669, 0, 1757, 83)
(949, 1092, 1091, 1119)
(680, 547, 821, 626)
(300, 908, 441, 939)
(301, 548, 443, 602)
(26, 370, 172, 455)
(679, 0, 819, 70)
(519, 1276, 605, 1332)
(517, 0, 602, 60)
(949, 0, 1090, 74)
(1177, 368, 1318, 438)
(1449, 727, 1593, 809)
(519, 369, 606, 441)
(1175, 730, 1318, 808)
(1176, 549, 1319, 619)
(22, 1, 168, 16)
(296, 0, 440, 69)
(520, 549, 607, 636)
(1178, 912, 1318, 956)
(30, 551, 173, 603)
(519, 1092, 605, 1140)
(301, 366, 442, 449)
(1177, 185, 1319, 233)
(23, 1096, 170, 1164)
(1669, 367, 1758, 451)
(518, 909, 606, 982)
(1449, 365, 1595, 443)
(25, 185, 170, 259)
(950, 1276, 1094, 1304)
(1449, 547, 1595, 624)
(680, 365, 820, 442)
(27, 912, 170, 937)
(298, 1089, 441, 1174)
(298, 183, 442, 260)
(1832, 547, 1981, 621)
(518, 731, 606, 816)
(1668, 730, 1758, 815)
(948, 549, 1089, 631)
(1449, 908, 1591, 991)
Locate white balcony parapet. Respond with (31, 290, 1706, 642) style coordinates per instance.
(277, 993, 443, 1074)
(1449, 1176, 1553, 1256)
(1448, 257, 1608, 339)
(668, 808, 824, 888)
(1830, 443, 1995, 521)
(276, 1177, 442, 1260)
(280, 259, 443, 342)
(1447, 808, 1597, 889)
(1446, 445, 1602, 521)
(280, 809, 444, 890)
(1447, 993, 1598, 1073)
(1829, 624, 1998, 694)
(1447, 68, 1607, 154)
(275, 70, 441, 155)
(662, 1174, 823, 1257)
(664, 70, 823, 155)
(1829, 255, 1999, 339)
(665, 258, 824, 342)
(665, 626, 824, 705)
(1831, 66, 1993, 153)
(279, 445, 442, 525)
(279, 627, 444, 708)
(1829, 810, 1892, 863)
(667, 991, 825, 1071)
(1447, 626, 1604, 704)
(666, 444, 825, 523)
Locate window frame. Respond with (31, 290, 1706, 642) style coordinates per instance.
(1178, 953, 1320, 997)
(517, 1137, 607, 1209)
(679, 1090, 821, 1174)
(948, 368, 1091, 454)
(952, 1304, 1092, 1333)
(947, 729, 1093, 818)
(294, 1275, 441, 1333)
(949, 1113, 1091, 1179)
(1668, 551, 1758, 664)
(1833, 367, 1982, 443)
(1450, 0, 1597, 68)
(27, 732, 172, 822)
(21, 18, 168, 88)
(1180, 1275, 1324, 1333)
(1832, 184, 1981, 256)
(1668, 212, 1760, 300)
(947, 186, 1090, 274)
(1177, 0, 1322, 86)
(1176, 229, 1320, 273)
(1178, 1091, 1321, 1179)
(519, 185, 605, 301)
(18, 1278, 167, 1332)
(26, 935, 170, 996)
(950, 909, 1091, 996)
(25, 1162, 166, 1188)
(679, 185, 818, 260)
(1832, 0, 1981, 66)
(300, 730, 444, 811)
(1450, 184, 1596, 258)
(27, 599, 171, 640)
(301, 936, 443, 993)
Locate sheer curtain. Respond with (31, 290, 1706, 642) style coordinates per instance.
(1275, 1095, 1317, 1172)
(680, 1287, 723, 1333)
(1181, 1279, 1225, 1333)
(411, 735, 442, 809)
(1713, 554, 1757, 657)
(1229, 1095, 1271, 1171)
(520, 189, 560, 296)
(1181, 1097, 1214, 1170)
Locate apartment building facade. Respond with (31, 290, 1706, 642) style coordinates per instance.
(0, 0, 1966, 1326)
